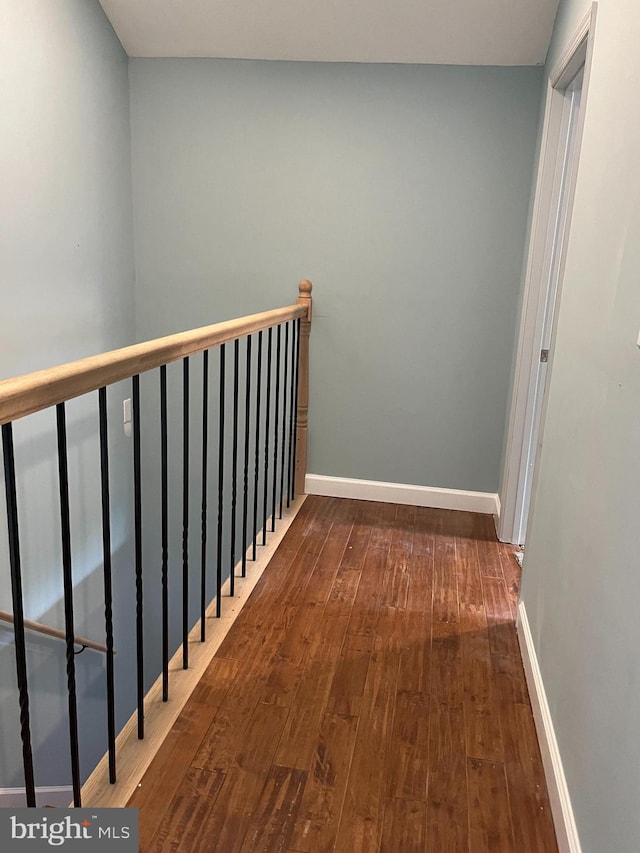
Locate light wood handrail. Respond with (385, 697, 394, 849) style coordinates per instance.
(0, 298, 309, 426)
(0, 609, 111, 654)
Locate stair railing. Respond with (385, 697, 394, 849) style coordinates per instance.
(0, 610, 110, 654)
(0, 280, 312, 807)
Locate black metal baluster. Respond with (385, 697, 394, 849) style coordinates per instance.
(2, 423, 36, 807)
(216, 345, 226, 617)
(287, 320, 297, 507)
(241, 336, 252, 577)
(160, 366, 169, 700)
(132, 374, 144, 738)
(131, 375, 144, 740)
(98, 388, 116, 782)
(291, 318, 301, 501)
(56, 403, 81, 807)
(262, 327, 273, 544)
(252, 331, 263, 560)
(182, 358, 190, 669)
(229, 339, 239, 597)
(279, 322, 289, 519)
(200, 351, 209, 642)
(271, 325, 281, 532)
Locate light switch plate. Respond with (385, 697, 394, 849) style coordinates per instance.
(123, 398, 132, 437)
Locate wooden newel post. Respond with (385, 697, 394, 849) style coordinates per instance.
(295, 280, 312, 496)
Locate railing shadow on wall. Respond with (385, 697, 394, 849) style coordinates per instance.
(0, 280, 312, 808)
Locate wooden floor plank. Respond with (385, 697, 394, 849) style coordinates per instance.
(273, 660, 335, 770)
(499, 543, 522, 618)
(345, 504, 393, 639)
(146, 766, 226, 853)
(461, 627, 505, 762)
(188, 767, 262, 853)
(431, 516, 463, 707)
(426, 706, 468, 853)
(431, 632, 464, 709)
(492, 650, 531, 707)
(215, 603, 296, 665)
(345, 545, 387, 638)
(500, 703, 558, 852)
(457, 533, 505, 763)
(339, 501, 375, 570)
(397, 507, 434, 693)
(447, 508, 485, 542)
(380, 797, 427, 853)
(263, 601, 326, 706)
(191, 687, 288, 774)
(325, 564, 362, 617)
(334, 648, 400, 852)
(275, 507, 340, 609)
(375, 507, 417, 653)
(188, 703, 292, 853)
(467, 757, 516, 852)
(483, 574, 521, 659)
(301, 500, 353, 605)
(476, 514, 504, 579)
(239, 765, 307, 853)
(385, 689, 430, 801)
(307, 560, 363, 663)
(431, 515, 458, 639)
(288, 712, 358, 853)
(456, 533, 484, 615)
(326, 632, 372, 717)
(380, 504, 414, 610)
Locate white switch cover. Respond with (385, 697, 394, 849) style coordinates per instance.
(123, 398, 132, 437)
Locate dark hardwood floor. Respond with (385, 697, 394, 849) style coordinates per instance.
(128, 495, 557, 852)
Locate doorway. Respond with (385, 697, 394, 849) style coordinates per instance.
(499, 6, 597, 546)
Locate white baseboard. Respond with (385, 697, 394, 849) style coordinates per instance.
(305, 474, 499, 515)
(516, 601, 581, 853)
(0, 786, 73, 807)
(491, 492, 502, 538)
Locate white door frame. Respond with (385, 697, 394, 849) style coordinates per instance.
(498, 4, 597, 545)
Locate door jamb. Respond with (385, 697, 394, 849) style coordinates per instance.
(498, 4, 597, 545)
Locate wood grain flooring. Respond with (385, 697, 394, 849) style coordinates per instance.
(128, 496, 557, 852)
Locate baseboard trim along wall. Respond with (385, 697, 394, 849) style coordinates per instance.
(0, 786, 73, 808)
(305, 474, 499, 515)
(516, 601, 582, 853)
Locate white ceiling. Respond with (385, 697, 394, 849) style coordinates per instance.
(99, 0, 560, 66)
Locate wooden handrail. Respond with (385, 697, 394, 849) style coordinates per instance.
(0, 298, 309, 426)
(0, 609, 111, 654)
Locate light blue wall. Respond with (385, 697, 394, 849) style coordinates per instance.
(129, 59, 543, 494)
(518, 0, 640, 850)
(0, 0, 136, 791)
(0, 0, 135, 377)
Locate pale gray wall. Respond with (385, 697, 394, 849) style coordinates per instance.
(0, 0, 136, 790)
(129, 59, 543, 494)
(518, 0, 640, 849)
